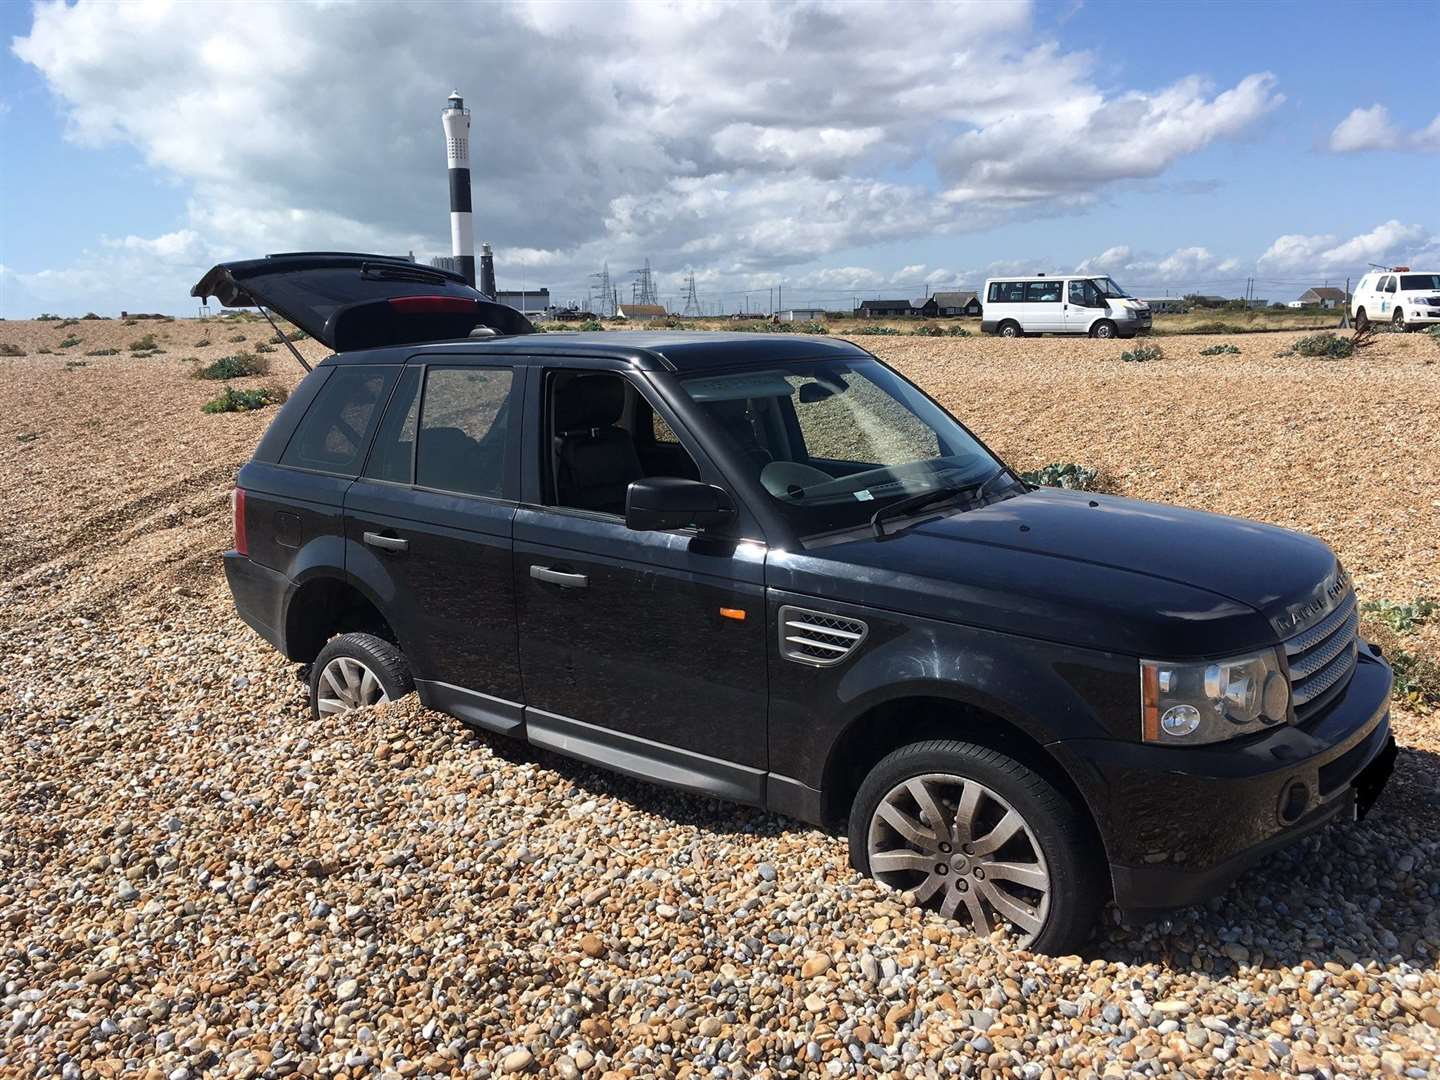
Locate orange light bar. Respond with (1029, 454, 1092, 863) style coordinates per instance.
(719, 607, 747, 621)
(1141, 663, 1160, 742)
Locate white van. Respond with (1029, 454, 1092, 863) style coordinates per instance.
(981, 275, 1152, 338)
(1351, 269, 1440, 330)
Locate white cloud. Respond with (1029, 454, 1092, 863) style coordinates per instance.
(12, 0, 1283, 311)
(1329, 105, 1403, 152)
(1257, 220, 1435, 274)
(1074, 244, 1238, 283)
(1329, 104, 1440, 153)
(939, 73, 1282, 205)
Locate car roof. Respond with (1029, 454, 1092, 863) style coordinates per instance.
(327, 331, 874, 373)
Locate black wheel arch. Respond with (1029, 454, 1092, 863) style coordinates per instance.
(817, 693, 1107, 879)
(283, 574, 401, 663)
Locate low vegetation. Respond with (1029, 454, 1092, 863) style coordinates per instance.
(1020, 462, 1101, 490)
(193, 338, 212, 348)
(128, 334, 159, 353)
(201, 385, 287, 414)
(57, 336, 82, 349)
(1360, 598, 1440, 707)
(0, 343, 24, 357)
(1120, 344, 1163, 363)
(194, 354, 269, 380)
(1281, 331, 1354, 360)
(1361, 597, 1435, 635)
(228, 333, 247, 343)
(1198, 343, 1241, 356)
(253, 342, 276, 353)
(85, 348, 120, 357)
(850, 325, 901, 336)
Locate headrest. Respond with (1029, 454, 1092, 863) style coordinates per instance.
(555, 374, 626, 432)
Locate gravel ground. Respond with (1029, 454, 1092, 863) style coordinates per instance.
(2, 318, 1438, 1079)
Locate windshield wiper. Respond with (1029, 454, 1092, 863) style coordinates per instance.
(869, 466, 1019, 539)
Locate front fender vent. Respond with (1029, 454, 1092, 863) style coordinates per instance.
(778, 606, 868, 667)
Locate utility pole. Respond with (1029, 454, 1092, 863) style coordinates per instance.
(1339, 276, 1351, 329)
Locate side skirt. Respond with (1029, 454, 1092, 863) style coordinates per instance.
(415, 679, 524, 735)
(525, 707, 767, 807)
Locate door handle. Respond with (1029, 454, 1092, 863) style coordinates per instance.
(363, 531, 408, 553)
(530, 565, 588, 588)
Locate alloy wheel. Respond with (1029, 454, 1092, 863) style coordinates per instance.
(316, 656, 390, 716)
(866, 772, 1051, 944)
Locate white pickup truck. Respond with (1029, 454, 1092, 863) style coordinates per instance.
(1351, 269, 1440, 330)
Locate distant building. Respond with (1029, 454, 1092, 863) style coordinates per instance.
(428, 256, 461, 274)
(1190, 295, 1229, 307)
(615, 303, 667, 321)
(1141, 297, 1189, 314)
(496, 288, 550, 313)
(856, 298, 914, 318)
(780, 308, 827, 322)
(1297, 287, 1348, 309)
(924, 291, 981, 317)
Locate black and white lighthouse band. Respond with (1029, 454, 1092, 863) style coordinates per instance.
(442, 91, 475, 288)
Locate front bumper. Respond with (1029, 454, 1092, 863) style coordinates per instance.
(1051, 648, 1395, 915)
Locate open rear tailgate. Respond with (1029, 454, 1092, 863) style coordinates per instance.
(191, 252, 533, 350)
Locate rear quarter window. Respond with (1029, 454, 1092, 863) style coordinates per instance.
(280, 365, 399, 475)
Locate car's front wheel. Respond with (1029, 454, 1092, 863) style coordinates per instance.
(1091, 320, 1117, 339)
(309, 632, 414, 720)
(1393, 309, 1408, 331)
(849, 739, 1102, 953)
(1355, 307, 1368, 329)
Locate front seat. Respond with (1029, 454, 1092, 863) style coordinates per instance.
(553, 374, 643, 514)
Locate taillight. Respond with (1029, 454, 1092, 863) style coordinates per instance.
(232, 487, 248, 556)
(387, 295, 479, 314)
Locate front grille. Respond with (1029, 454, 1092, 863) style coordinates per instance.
(1285, 591, 1358, 721)
(778, 606, 868, 667)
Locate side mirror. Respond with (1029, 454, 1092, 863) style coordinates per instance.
(625, 477, 735, 532)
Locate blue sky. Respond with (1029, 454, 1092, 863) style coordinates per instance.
(3, 0, 1438, 316)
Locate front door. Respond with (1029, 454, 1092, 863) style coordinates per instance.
(344, 360, 525, 732)
(1063, 278, 1101, 333)
(513, 366, 770, 804)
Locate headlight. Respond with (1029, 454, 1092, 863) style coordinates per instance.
(1140, 650, 1289, 745)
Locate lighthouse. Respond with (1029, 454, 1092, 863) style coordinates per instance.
(442, 90, 475, 288)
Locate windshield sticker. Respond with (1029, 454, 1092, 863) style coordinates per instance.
(853, 490, 875, 501)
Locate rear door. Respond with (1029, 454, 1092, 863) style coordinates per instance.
(343, 357, 526, 733)
(191, 253, 533, 351)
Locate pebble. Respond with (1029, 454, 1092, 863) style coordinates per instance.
(1, 364, 1438, 1080)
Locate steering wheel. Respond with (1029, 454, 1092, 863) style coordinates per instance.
(760, 461, 835, 499)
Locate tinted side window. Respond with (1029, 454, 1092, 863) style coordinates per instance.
(1384, 276, 1397, 293)
(416, 367, 513, 498)
(280, 365, 398, 475)
(363, 367, 420, 484)
(1025, 280, 1061, 303)
(990, 281, 1024, 303)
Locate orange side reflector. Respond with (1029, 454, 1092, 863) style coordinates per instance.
(1141, 664, 1160, 742)
(719, 607, 747, 621)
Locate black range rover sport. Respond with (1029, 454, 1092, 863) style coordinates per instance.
(197, 253, 1396, 952)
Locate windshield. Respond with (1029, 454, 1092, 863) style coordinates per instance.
(676, 358, 1010, 537)
(1400, 274, 1440, 291)
(1093, 277, 1132, 298)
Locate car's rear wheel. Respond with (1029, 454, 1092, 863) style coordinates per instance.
(1355, 307, 1368, 330)
(998, 320, 1022, 338)
(849, 739, 1101, 953)
(1091, 320, 1117, 339)
(309, 632, 413, 719)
